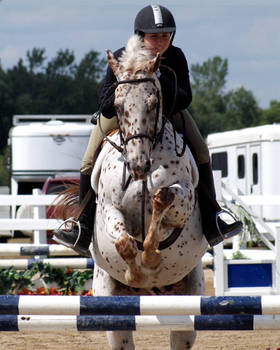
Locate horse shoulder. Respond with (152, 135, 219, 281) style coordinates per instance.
(91, 133, 120, 194)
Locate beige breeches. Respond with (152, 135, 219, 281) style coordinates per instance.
(80, 110, 209, 175)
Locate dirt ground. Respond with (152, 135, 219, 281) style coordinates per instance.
(1, 269, 280, 350)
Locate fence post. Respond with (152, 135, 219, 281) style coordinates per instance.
(213, 171, 225, 296)
(275, 227, 280, 293)
(32, 189, 47, 246)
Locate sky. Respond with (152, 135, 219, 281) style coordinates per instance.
(0, 0, 279, 109)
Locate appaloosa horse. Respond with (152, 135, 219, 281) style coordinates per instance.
(89, 34, 208, 350)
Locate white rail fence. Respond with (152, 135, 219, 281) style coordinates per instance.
(2, 175, 280, 295)
(0, 188, 63, 244)
(0, 188, 214, 268)
(0, 189, 92, 269)
(213, 172, 280, 296)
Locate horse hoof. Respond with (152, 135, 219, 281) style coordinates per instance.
(115, 233, 138, 261)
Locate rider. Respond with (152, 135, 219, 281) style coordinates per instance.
(54, 4, 243, 256)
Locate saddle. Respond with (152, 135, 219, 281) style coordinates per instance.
(101, 129, 119, 148)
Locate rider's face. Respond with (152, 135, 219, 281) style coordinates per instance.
(144, 33, 171, 56)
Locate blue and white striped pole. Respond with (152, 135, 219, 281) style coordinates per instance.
(1, 295, 280, 316)
(0, 244, 78, 257)
(0, 258, 94, 269)
(1, 314, 280, 332)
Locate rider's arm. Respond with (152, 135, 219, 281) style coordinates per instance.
(160, 46, 192, 115)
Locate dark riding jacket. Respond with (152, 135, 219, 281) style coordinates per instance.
(98, 44, 192, 119)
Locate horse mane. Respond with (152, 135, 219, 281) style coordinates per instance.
(118, 34, 155, 74)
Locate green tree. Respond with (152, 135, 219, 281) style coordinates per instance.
(43, 49, 105, 114)
(0, 63, 12, 148)
(46, 49, 75, 77)
(190, 56, 262, 136)
(260, 100, 280, 124)
(73, 51, 106, 113)
(0, 47, 106, 150)
(0, 147, 9, 186)
(190, 56, 228, 137)
(191, 56, 228, 97)
(223, 87, 261, 130)
(27, 48, 46, 73)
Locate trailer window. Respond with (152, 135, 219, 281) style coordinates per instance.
(252, 153, 258, 184)
(237, 155, 245, 179)
(211, 152, 228, 177)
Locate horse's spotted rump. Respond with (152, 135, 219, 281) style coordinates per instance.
(91, 34, 208, 350)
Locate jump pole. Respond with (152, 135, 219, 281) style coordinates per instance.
(0, 244, 78, 257)
(0, 258, 94, 269)
(1, 314, 280, 332)
(1, 295, 280, 316)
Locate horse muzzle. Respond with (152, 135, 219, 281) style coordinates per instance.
(127, 158, 151, 180)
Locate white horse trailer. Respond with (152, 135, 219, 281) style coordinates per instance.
(207, 124, 280, 221)
(9, 115, 93, 195)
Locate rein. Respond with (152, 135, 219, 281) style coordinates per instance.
(97, 76, 163, 244)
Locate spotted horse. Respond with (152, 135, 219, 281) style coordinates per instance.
(90, 34, 208, 350)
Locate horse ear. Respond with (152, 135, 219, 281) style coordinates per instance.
(106, 49, 119, 76)
(153, 53, 161, 72)
(146, 53, 161, 73)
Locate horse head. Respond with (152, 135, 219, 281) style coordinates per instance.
(106, 35, 162, 180)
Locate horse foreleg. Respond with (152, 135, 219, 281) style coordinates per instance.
(104, 206, 145, 285)
(115, 233, 145, 284)
(141, 187, 175, 269)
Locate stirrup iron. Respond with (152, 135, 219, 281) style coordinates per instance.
(53, 217, 81, 249)
(215, 209, 242, 239)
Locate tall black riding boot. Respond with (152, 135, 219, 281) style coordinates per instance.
(53, 173, 96, 257)
(197, 162, 243, 247)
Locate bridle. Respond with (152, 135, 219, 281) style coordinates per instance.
(96, 65, 186, 159)
(97, 76, 166, 158)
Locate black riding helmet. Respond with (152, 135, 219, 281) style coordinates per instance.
(134, 5, 176, 43)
